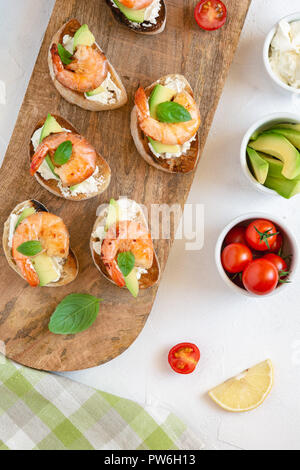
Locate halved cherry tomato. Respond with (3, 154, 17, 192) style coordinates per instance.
(168, 343, 200, 375)
(242, 259, 278, 295)
(224, 226, 247, 246)
(246, 220, 279, 252)
(221, 243, 253, 273)
(194, 0, 227, 31)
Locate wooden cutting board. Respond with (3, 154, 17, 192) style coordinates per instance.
(0, 0, 251, 371)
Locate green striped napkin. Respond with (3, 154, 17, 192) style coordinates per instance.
(0, 355, 203, 450)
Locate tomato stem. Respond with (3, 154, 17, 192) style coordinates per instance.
(254, 226, 279, 250)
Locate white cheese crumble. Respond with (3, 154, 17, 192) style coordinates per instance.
(62, 35, 121, 104)
(31, 127, 103, 196)
(164, 77, 186, 93)
(269, 20, 300, 89)
(84, 72, 122, 105)
(62, 34, 74, 54)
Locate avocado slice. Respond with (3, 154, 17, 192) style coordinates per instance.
(264, 175, 300, 199)
(113, 0, 145, 23)
(105, 199, 119, 232)
(124, 268, 139, 298)
(246, 147, 269, 184)
(149, 85, 176, 120)
(250, 130, 261, 141)
(268, 128, 300, 150)
(258, 154, 300, 198)
(148, 85, 180, 155)
(31, 253, 60, 287)
(86, 85, 105, 97)
(15, 207, 36, 230)
(248, 133, 300, 180)
(148, 137, 180, 155)
(40, 114, 63, 143)
(73, 25, 95, 53)
(274, 123, 300, 132)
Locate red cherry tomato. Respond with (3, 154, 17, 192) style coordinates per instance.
(270, 234, 283, 253)
(194, 0, 227, 31)
(264, 253, 288, 273)
(242, 259, 279, 295)
(246, 219, 278, 252)
(221, 243, 253, 274)
(168, 343, 200, 375)
(224, 226, 247, 246)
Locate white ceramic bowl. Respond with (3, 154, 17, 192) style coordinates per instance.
(263, 13, 300, 95)
(215, 212, 299, 297)
(240, 112, 300, 196)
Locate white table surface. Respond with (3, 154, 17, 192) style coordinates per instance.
(1, 0, 300, 451)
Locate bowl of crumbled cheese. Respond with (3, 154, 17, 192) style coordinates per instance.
(263, 13, 300, 94)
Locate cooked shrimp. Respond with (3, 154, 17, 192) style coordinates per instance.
(30, 132, 97, 187)
(12, 212, 69, 287)
(101, 220, 154, 287)
(135, 86, 201, 145)
(51, 43, 108, 93)
(118, 0, 154, 9)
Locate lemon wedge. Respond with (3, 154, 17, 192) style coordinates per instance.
(209, 360, 274, 412)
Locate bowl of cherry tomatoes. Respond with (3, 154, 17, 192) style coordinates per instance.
(215, 213, 298, 297)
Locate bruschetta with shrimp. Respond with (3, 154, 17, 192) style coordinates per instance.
(131, 74, 201, 174)
(48, 19, 127, 111)
(3, 200, 78, 288)
(29, 114, 111, 201)
(106, 0, 167, 35)
(91, 198, 160, 297)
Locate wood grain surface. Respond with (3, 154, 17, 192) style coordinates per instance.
(0, 0, 251, 371)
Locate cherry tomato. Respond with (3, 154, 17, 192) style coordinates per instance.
(270, 234, 283, 253)
(246, 220, 278, 252)
(168, 343, 200, 375)
(263, 254, 288, 273)
(224, 226, 247, 246)
(242, 259, 279, 295)
(194, 0, 227, 31)
(221, 243, 253, 274)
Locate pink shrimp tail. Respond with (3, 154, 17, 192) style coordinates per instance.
(30, 144, 49, 176)
(51, 43, 65, 75)
(105, 259, 126, 288)
(135, 87, 150, 120)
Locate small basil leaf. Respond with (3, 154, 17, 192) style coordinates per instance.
(17, 241, 43, 257)
(117, 252, 135, 278)
(54, 141, 73, 166)
(49, 294, 102, 335)
(58, 43, 73, 65)
(156, 101, 192, 123)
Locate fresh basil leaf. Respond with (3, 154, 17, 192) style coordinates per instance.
(54, 141, 73, 166)
(156, 101, 192, 123)
(17, 241, 43, 257)
(58, 43, 73, 65)
(117, 252, 135, 278)
(49, 294, 102, 335)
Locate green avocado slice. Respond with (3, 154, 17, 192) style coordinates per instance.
(246, 147, 269, 184)
(113, 0, 146, 23)
(248, 132, 300, 180)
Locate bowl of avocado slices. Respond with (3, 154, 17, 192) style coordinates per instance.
(240, 113, 300, 199)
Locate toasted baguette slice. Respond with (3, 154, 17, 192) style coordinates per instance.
(106, 0, 166, 35)
(131, 74, 200, 174)
(3, 200, 78, 288)
(30, 115, 111, 201)
(48, 19, 128, 111)
(90, 198, 160, 290)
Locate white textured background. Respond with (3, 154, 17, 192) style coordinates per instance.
(1, 0, 300, 450)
